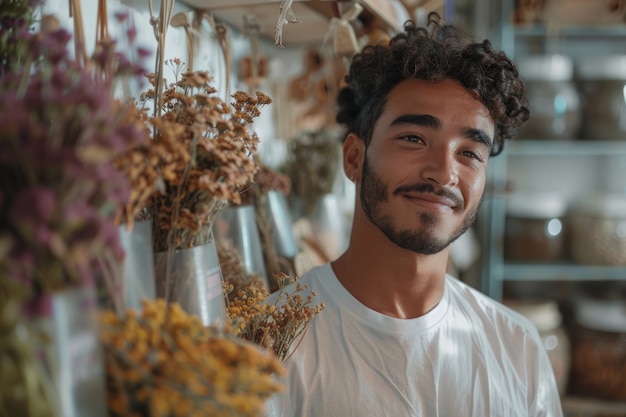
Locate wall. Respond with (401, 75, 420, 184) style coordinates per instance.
(40, 0, 311, 168)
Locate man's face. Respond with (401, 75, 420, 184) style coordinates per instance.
(357, 78, 495, 255)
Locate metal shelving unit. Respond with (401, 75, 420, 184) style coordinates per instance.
(474, 2, 626, 414)
(478, 2, 626, 299)
(481, 140, 626, 298)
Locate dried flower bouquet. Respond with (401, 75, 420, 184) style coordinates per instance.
(140, 59, 272, 252)
(226, 275, 325, 363)
(100, 298, 284, 417)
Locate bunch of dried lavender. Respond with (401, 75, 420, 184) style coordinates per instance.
(0, 14, 148, 303)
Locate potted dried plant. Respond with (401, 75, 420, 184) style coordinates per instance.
(140, 59, 271, 326)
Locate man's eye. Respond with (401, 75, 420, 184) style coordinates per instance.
(461, 150, 484, 162)
(399, 134, 423, 143)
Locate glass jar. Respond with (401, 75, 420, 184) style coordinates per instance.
(508, 299, 571, 396)
(516, 55, 581, 140)
(504, 193, 567, 262)
(577, 55, 626, 141)
(569, 297, 626, 401)
(569, 194, 626, 266)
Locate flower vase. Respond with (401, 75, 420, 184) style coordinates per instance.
(28, 285, 108, 417)
(266, 190, 299, 260)
(291, 193, 349, 262)
(261, 190, 299, 291)
(214, 204, 269, 291)
(153, 230, 227, 326)
(117, 219, 156, 310)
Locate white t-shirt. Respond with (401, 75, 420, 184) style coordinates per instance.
(268, 263, 563, 417)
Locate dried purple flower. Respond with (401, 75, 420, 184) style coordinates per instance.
(0, 16, 149, 300)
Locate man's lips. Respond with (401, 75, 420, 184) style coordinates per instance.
(402, 192, 458, 210)
(392, 183, 464, 210)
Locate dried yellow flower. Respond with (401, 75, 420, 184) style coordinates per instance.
(100, 298, 284, 417)
(226, 275, 325, 362)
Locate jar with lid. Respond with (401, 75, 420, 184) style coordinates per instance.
(516, 55, 581, 141)
(507, 299, 571, 396)
(568, 193, 626, 266)
(577, 55, 626, 141)
(569, 297, 626, 401)
(504, 193, 567, 262)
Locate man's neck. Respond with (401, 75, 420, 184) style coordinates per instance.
(330, 239, 448, 319)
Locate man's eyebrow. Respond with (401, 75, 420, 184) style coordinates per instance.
(390, 114, 493, 150)
(462, 127, 493, 150)
(390, 114, 441, 129)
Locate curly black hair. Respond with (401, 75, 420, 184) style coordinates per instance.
(336, 14, 529, 156)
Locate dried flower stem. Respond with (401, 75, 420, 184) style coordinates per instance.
(148, 0, 176, 123)
(68, 0, 88, 67)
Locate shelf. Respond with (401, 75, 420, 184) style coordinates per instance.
(502, 263, 626, 281)
(181, 0, 401, 47)
(513, 24, 626, 39)
(562, 396, 626, 416)
(506, 140, 626, 156)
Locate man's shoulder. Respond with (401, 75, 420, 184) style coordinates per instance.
(445, 275, 539, 337)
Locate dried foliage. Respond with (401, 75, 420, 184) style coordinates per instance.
(0, 0, 37, 75)
(226, 275, 325, 362)
(217, 240, 265, 304)
(0, 298, 57, 417)
(140, 59, 272, 252)
(100, 298, 284, 417)
(112, 104, 163, 228)
(284, 128, 341, 212)
(238, 163, 291, 207)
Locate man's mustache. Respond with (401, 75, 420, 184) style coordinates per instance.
(392, 183, 464, 209)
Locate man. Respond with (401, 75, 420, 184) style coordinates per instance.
(271, 14, 562, 417)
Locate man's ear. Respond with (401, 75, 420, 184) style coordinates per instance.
(343, 132, 365, 183)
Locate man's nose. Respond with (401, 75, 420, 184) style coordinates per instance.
(420, 148, 459, 187)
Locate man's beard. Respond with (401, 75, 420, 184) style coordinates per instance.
(359, 155, 482, 255)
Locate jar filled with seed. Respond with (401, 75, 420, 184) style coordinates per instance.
(569, 297, 626, 401)
(569, 194, 626, 266)
(577, 55, 626, 141)
(505, 193, 567, 262)
(516, 54, 581, 141)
